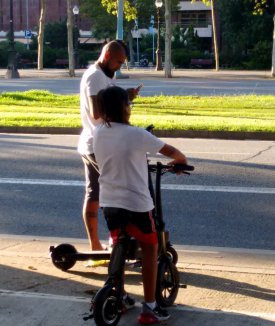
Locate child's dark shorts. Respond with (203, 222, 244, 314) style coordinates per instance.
(103, 207, 158, 245)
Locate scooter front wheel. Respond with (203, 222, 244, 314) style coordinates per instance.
(156, 259, 179, 307)
(93, 285, 121, 326)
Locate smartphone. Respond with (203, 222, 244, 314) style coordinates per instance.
(136, 83, 143, 91)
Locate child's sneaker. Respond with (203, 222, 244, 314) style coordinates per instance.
(122, 294, 135, 311)
(138, 302, 170, 324)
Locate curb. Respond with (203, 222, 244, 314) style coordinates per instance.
(0, 127, 274, 140)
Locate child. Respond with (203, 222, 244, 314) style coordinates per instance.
(93, 86, 188, 324)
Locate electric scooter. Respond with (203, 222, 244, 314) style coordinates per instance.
(88, 162, 194, 326)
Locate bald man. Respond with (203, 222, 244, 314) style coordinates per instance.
(78, 41, 139, 251)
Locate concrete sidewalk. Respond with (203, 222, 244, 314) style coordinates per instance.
(0, 234, 274, 325)
(0, 68, 273, 80)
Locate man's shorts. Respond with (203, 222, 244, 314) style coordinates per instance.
(81, 154, 99, 202)
(103, 207, 158, 245)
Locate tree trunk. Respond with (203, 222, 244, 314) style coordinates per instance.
(67, 0, 75, 77)
(211, 0, 219, 71)
(164, 0, 172, 78)
(271, 13, 275, 77)
(37, 0, 46, 70)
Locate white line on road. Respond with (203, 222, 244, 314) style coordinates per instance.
(162, 184, 275, 194)
(0, 289, 274, 322)
(1, 178, 275, 194)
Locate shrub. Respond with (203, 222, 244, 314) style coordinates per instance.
(242, 41, 272, 70)
(171, 49, 204, 68)
(43, 46, 57, 67)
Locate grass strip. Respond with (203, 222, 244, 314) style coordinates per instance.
(0, 90, 275, 132)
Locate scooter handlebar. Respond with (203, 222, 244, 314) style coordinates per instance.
(148, 162, 194, 174)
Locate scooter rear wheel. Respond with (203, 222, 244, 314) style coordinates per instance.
(93, 285, 121, 326)
(50, 244, 77, 271)
(156, 259, 179, 307)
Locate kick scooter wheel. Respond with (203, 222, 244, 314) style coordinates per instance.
(50, 243, 77, 271)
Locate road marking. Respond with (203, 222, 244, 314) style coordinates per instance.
(0, 289, 274, 321)
(0, 178, 84, 186)
(162, 184, 275, 194)
(1, 178, 275, 194)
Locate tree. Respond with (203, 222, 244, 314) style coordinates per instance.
(217, 0, 273, 69)
(211, 0, 219, 70)
(253, 0, 275, 76)
(80, 0, 152, 63)
(81, 0, 117, 40)
(37, 0, 46, 70)
(164, 0, 172, 77)
(44, 21, 68, 48)
(192, 0, 219, 70)
(67, 0, 74, 77)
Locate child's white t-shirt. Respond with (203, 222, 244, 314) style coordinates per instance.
(94, 123, 165, 212)
(78, 63, 115, 155)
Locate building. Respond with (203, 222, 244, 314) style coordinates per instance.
(0, 0, 95, 44)
(173, 0, 212, 38)
(0, 0, 212, 46)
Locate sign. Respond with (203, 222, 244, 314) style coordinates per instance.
(24, 30, 32, 39)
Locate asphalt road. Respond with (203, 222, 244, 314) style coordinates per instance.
(1, 77, 275, 95)
(0, 134, 274, 250)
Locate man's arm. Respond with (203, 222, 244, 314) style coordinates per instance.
(159, 144, 187, 165)
(87, 95, 100, 120)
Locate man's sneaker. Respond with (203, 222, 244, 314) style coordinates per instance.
(122, 294, 135, 312)
(138, 302, 170, 324)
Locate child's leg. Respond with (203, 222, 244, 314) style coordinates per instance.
(139, 241, 158, 302)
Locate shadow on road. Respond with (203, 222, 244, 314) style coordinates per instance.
(0, 263, 274, 325)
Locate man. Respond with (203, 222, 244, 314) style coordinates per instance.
(78, 40, 139, 251)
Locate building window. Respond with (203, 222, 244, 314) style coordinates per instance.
(180, 11, 210, 28)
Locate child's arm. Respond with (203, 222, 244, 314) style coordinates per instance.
(159, 144, 187, 166)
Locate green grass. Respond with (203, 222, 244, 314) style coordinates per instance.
(0, 90, 275, 132)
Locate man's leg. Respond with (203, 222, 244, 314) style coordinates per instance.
(82, 154, 103, 251)
(83, 198, 103, 251)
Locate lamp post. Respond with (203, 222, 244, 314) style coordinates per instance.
(5, 0, 20, 79)
(150, 15, 155, 64)
(72, 5, 79, 69)
(115, 0, 129, 79)
(155, 0, 163, 71)
(134, 19, 139, 64)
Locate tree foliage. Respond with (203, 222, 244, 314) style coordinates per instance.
(80, 0, 117, 40)
(101, 0, 137, 21)
(217, 0, 274, 68)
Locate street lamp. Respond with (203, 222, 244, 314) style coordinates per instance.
(155, 0, 163, 71)
(134, 19, 139, 64)
(5, 0, 20, 79)
(72, 5, 79, 69)
(150, 15, 155, 63)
